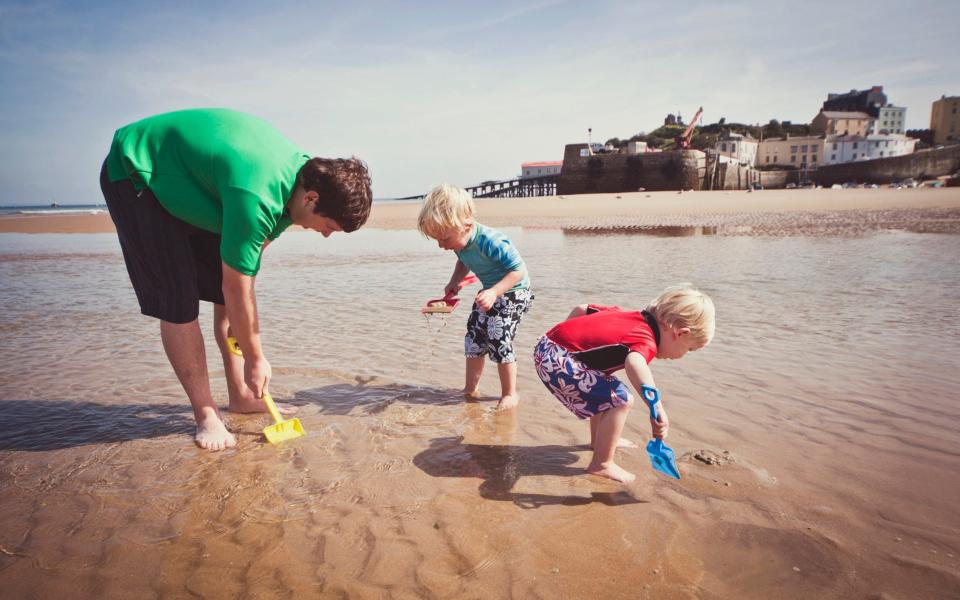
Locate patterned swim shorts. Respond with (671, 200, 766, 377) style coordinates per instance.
(533, 335, 632, 419)
(464, 288, 534, 364)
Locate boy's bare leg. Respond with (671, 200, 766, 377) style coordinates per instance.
(495, 361, 519, 411)
(160, 318, 236, 451)
(464, 356, 484, 398)
(590, 408, 636, 449)
(213, 304, 295, 415)
(587, 400, 635, 483)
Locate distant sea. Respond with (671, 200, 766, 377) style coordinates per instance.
(0, 204, 107, 216)
(0, 197, 419, 216)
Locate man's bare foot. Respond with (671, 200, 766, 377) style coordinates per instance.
(463, 389, 481, 400)
(495, 394, 519, 411)
(227, 397, 298, 415)
(195, 417, 237, 451)
(591, 437, 638, 450)
(586, 462, 636, 483)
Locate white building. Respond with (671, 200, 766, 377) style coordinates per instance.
(520, 161, 562, 179)
(868, 105, 907, 135)
(715, 132, 758, 166)
(822, 134, 917, 165)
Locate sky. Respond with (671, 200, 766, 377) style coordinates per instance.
(0, 0, 957, 205)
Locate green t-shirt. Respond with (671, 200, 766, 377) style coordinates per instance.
(106, 108, 309, 275)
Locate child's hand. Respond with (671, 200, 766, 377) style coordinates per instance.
(650, 403, 669, 439)
(475, 289, 498, 311)
(444, 281, 460, 297)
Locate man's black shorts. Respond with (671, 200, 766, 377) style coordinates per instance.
(100, 161, 224, 324)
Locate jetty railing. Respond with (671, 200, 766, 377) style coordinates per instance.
(396, 174, 559, 201)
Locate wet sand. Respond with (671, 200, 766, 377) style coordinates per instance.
(1, 191, 959, 599)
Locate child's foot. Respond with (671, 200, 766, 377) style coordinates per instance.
(195, 417, 237, 451)
(463, 388, 481, 400)
(495, 394, 519, 411)
(586, 462, 636, 483)
(227, 396, 298, 415)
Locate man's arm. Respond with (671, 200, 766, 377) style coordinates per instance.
(222, 262, 271, 397)
(623, 352, 668, 439)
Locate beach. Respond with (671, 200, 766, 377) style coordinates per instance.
(1, 188, 959, 599)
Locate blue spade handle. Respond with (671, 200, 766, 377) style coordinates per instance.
(641, 385, 661, 421)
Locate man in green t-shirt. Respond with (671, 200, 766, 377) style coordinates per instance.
(100, 108, 372, 451)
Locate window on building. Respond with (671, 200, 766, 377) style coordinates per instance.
(791, 155, 796, 163)
(874, 141, 879, 147)
(853, 142, 859, 148)
(801, 145, 808, 152)
(831, 154, 836, 160)
(790, 146, 798, 153)
(880, 151, 884, 157)
(853, 153, 857, 159)
(766, 156, 770, 163)
(812, 155, 818, 162)
(833, 143, 838, 150)
(720, 143, 727, 151)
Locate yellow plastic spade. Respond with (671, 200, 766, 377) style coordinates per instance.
(227, 336, 243, 356)
(226, 336, 304, 444)
(261, 392, 305, 444)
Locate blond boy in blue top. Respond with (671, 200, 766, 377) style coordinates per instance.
(418, 184, 534, 410)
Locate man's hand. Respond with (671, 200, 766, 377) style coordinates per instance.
(650, 403, 669, 439)
(244, 355, 272, 398)
(475, 289, 498, 312)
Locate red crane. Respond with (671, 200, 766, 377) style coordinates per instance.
(675, 106, 704, 149)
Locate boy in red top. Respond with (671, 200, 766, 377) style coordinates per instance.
(533, 286, 715, 482)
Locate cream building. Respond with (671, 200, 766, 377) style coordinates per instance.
(715, 132, 758, 166)
(756, 136, 824, 169)
(811, 110, 873, 137)
(930, 95, 960, 144)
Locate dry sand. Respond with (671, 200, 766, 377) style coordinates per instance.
(3, 187, 960, 234)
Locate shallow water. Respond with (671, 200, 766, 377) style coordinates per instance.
(1, 226, 959, 599)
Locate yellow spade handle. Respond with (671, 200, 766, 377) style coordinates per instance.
(262, 392, 284, 424)
(226, 336, 243, 356)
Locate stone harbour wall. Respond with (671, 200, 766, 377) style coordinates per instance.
(556, 143, 960, 195)
(557, 144, 704, 194)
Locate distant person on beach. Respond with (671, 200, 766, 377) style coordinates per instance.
(533, 287, 714, 482)
(100, 108, 372, 450)
(418, 184, 534, 411)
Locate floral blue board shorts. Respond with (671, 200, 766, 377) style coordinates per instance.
(533, 335, 632, 419)
(465, 289, 534, 364)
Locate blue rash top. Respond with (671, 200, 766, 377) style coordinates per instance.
(455, 222, 530, 292)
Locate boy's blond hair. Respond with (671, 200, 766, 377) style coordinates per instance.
(646, 285, 715, 346)
(417, 183, 475, 239)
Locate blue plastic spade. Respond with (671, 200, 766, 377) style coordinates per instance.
(641, 385, 681, 479)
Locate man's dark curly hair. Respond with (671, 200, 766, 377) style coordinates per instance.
(296, 157, 372, 232)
